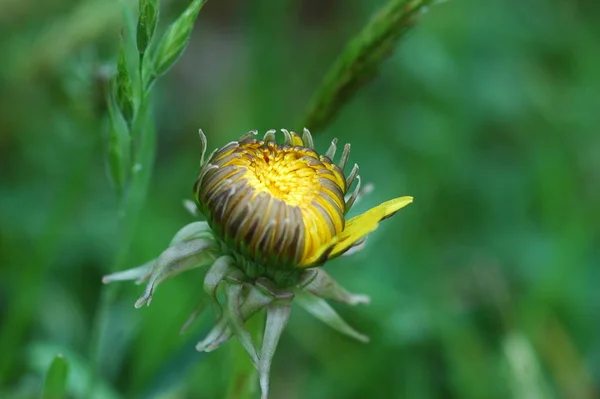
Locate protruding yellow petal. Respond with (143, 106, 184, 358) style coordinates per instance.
(302, 196, 413, 266)
(330, 196, 412, 256)
(291, 132, 304, 146)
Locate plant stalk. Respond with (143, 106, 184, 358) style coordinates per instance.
(302, 0, 441, 132)
(226, 311, 266, 399)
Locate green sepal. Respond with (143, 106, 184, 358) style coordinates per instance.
(294, 289, 369, 343)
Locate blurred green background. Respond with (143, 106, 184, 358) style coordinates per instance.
(2, 0, 600, 398)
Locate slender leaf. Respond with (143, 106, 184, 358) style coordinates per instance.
(294, 289, 369, 343)
(42, 354, 69, 399)
(303, 0, 442, 131)
(149, 0, 205, 83)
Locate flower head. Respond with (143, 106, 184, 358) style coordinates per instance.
(195, 128, 411, 281)
(103, 128, 412, 398)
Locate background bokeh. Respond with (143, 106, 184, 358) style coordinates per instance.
(2, 0, 600, 398)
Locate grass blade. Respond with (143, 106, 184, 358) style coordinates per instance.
(303, 0, 443, 132)
(42, 354, 69, 399)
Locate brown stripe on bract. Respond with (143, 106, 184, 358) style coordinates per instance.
(196, 164, 218, 191)
(241, 215, 262, 256)
(310, 200, 337, 236)
(207, 175, 247, 226)
(271, 199, 291, 264)
(193, 176, 204, 201)
(218, 179, 248, 222)
(314, 165, 336, 178)
(238, 130, 258, 142)
(210, 151, 243, 168)
(286, 205, 305, 263)
(316, 179, 345, 215)
(309, 214, 323, 253)
(209, 141, 239, 162)
(249, 193, 276, 253)
(237, 138, 260, 148)
(317, 177, 345, 208)
(198, 164, 228, 197)
(255, 201, 277, 262)
(299, 154, 323, 168)
(203, 166, 245, 199)
(327, 163, 347, 193)
(240, 145, 263, 162)
(316, 172, 345, 199)
(243, 192, 271, 256)
(291, 146, 314, 159)
(302, 206, 328, 258)
(222, 183, 255, 239)
(201, 166, 243, 205)
(319, 155, 334, 167)
(232, 198, 258, 246)
(207, 188, 232, 226)
(269, 199, 286, 256)
(278, 217, 296, 264)
(297, 147, 320, 160)
(315, 194, 345, 232)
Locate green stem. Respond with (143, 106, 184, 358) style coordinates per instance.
(86, 88, 156, 396)
(302, 0, 440, 132)
(226, 311, 265, 399)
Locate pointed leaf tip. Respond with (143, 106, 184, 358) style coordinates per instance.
(151, 0, 206, 80)
(137, 0, 159, 55)
(43, 354, 69, 399)
(295, 290, 369, 343)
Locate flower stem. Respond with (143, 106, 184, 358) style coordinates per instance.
(226, 311, 266, 399)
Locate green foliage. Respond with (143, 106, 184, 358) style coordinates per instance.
(115, 40, 134, 124)
(149, 0, 206, 84)
(137, 0, 159, 56)
(42, 355, 69, 399)
(106, 90, 130, 195)
(304, 0, 439, 131)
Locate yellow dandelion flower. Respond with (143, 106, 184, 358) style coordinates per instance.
(103, 128, 412, 399)
(194, 128, 411, 274)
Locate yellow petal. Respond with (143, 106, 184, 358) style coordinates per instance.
(291, 132, 304, 146)
(302, 196, 413, 266)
